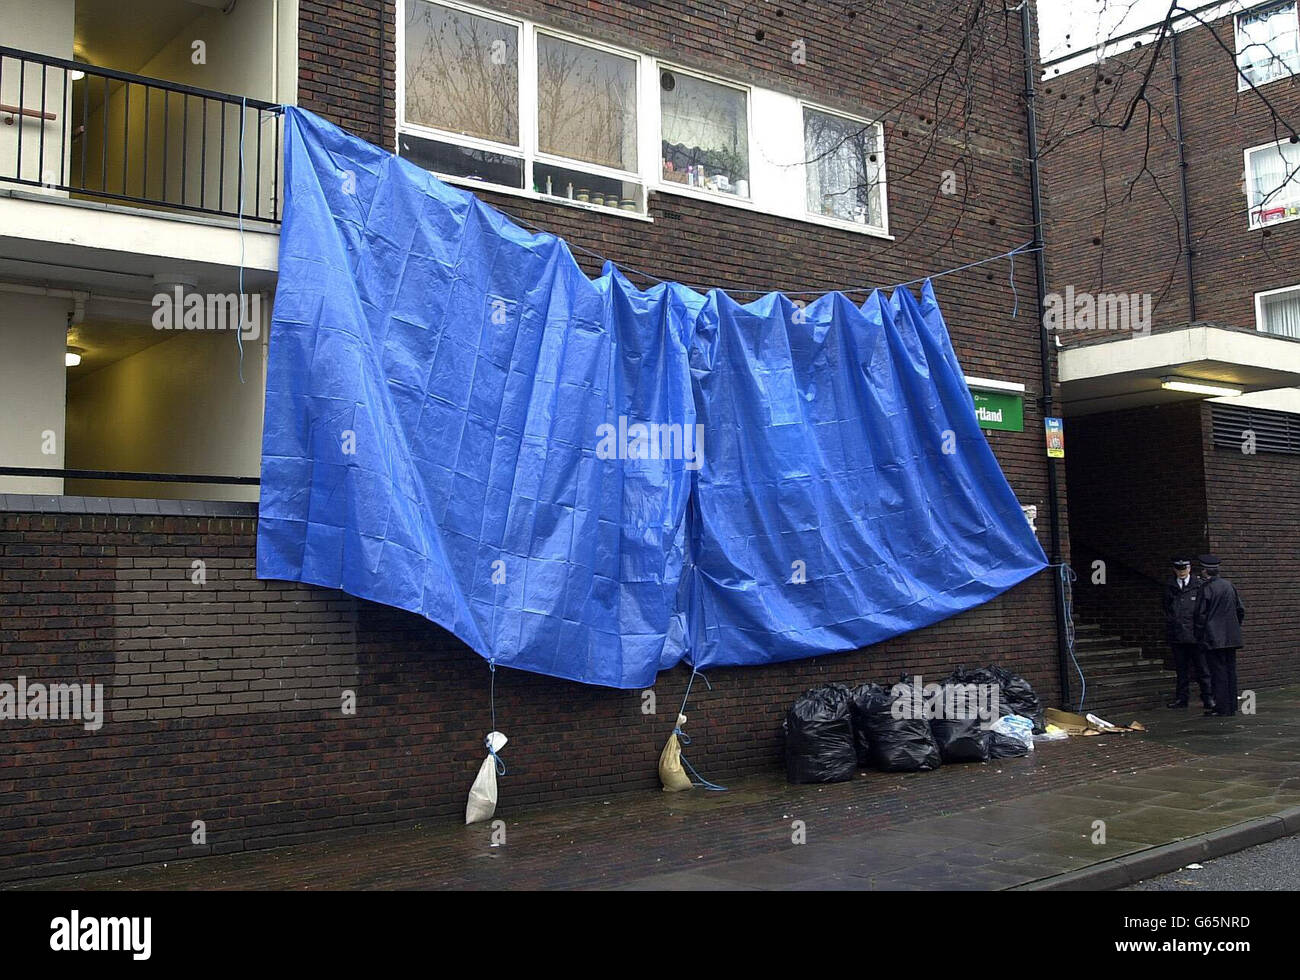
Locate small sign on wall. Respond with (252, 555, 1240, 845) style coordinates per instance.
(971, 390, 1024, 431)
(1045, 417, 1065, 459)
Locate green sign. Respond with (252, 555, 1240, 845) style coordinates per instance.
(971, 390, 1024, 432)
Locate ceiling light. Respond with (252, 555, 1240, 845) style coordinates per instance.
(65, 347, 83, 368)
(1160, 376, 1243, 398)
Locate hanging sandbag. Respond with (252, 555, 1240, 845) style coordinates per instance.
(659, 714, 694, 792)
(465, 731, 507, 825)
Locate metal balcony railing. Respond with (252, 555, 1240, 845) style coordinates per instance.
(0, 45, 281, 223)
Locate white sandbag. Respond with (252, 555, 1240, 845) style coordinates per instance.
(658, 714, 694, 792)
(465, 731, 507, 825)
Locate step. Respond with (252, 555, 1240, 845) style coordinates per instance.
(1071, 647, 1158, 665)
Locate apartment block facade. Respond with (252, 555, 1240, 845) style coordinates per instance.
(1043, 2, 1300, 694)
(0, 0, 1074, 881)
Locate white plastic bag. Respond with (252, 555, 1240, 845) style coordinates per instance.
(989, 713, 1034, 752)
(465, 731, 507, 825)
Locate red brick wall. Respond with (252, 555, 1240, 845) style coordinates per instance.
(1064, 401, 1208, 654)
(1044, 12, 1300, 333)
(1200, 407, 1300, 692)
(0, 509, 1058, 882)
(0, 0, 1077, 883)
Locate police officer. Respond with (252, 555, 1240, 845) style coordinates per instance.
(1163, 558, 1212, 711)
(1193, 555, 1246, 717)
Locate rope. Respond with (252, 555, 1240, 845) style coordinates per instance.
(486, 660, 506, 775)
(673, 669, 726, 791)
(1047, 561, 1085, 713)
(490, 189, 1041, 300)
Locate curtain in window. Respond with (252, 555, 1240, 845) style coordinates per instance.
(804, 109, 879, 225)
(1261, 289, 1300, 338)
(1249, 140, 1300, 212)
(537, 36, 637, 173)
(660, 73, 749, 184)
(1237, 2, 1300, 84)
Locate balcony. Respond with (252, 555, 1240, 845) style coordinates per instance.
(0, 44, 281, 223)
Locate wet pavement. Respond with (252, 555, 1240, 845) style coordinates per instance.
(10, 689, 1300, 890)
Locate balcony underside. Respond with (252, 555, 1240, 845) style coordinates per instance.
(1058, 325, 1300, 416)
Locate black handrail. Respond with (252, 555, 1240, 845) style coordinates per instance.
(0, 45, 281, 223)
(0, 466, 258, 486)
(0, 45, 279, 110)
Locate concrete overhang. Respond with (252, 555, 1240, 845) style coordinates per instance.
(0, 188, 279, 299)
(1058, 325, 1300, 416)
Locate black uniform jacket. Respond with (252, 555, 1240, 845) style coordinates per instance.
(1163, 575, 1200, 645)
(1194, 576, 1245, 651)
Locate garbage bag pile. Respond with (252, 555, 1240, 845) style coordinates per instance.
(783, 684, 858, 783)
(783, 666, 1044, 783)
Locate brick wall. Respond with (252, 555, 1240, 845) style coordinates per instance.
(0, 0, 1078, 882)
(1201, 407, 1300, 692)
(1064, 401, 1208, 654)
(0, 508, 1058, 882)
(1044, 12, 1300, 335)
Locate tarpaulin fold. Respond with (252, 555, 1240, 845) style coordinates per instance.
(258, 107, 1047, 689)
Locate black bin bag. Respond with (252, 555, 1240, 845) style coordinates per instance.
(947, 664, 1045, 734)
(783, 684, 857, 784)
(929, 686, 992, 763)
(849, 683, 887, 767)
(856, 679, 941, 773)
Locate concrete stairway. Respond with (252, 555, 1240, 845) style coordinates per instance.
(1068, 622, 1170, 720)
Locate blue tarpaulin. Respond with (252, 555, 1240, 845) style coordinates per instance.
(258, 107, 1047, 689)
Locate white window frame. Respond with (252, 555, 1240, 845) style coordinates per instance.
(394, 0, 893, 238)
(1244, 138, 1300, 229)
(798, 100, 889, 237)
(1255, 282, 1300, 337)
(531, 25, 645, 202)
(654, 61, 755, 204)
(396, 0, 526, 161)
(1235, 1, 1300, 92)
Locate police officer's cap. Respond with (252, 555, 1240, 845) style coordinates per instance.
(1172, 558, 1190, 568)
(1197, 554, 1221, 569)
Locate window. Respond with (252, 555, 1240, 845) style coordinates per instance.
(535, 33, 643, 211)
(1245, 139, 1300, 227)
(659, 68, 750, 198)
(803, 106, 885, 230)
(395, 1, 889, 234)
(1236, 2, 1300, 89)
(402, 0, 523, 186)
(1256, 284, 1300, 338)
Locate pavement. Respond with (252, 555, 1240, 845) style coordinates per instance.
(10, 686, 1300, 891)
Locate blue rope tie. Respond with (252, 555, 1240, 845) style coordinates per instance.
(672, 670, 727, 791)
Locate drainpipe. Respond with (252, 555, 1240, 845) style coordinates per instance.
(1170, 31, 1197, 322)
(378, 1, 388, 145)
(1019, 1, 1072, 708)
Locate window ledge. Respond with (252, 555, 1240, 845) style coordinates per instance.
(436, 173, 655, 223)
(652, 182, 894, 240)
(1250, 210, 1300, 231)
